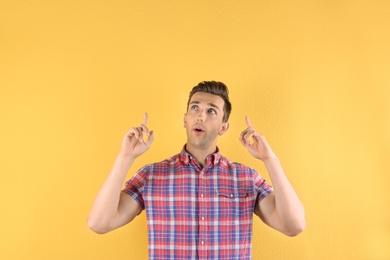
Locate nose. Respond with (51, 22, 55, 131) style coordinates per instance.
(196, 109, 205, 122)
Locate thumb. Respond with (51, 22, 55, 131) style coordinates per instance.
(239, 135, 249, 148)
(146, 130, 155, 146)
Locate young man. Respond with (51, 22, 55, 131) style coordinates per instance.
(88, 81, 305, 259)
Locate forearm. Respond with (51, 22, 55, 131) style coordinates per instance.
(88, 154, 135, 232)
(263, 155, 305, 234)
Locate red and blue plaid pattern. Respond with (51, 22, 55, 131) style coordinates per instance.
(123, 146, 273, 260)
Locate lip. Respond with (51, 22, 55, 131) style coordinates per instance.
(192, 125, 205, 133)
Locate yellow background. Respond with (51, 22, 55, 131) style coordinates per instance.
(1, 1, 389, 259)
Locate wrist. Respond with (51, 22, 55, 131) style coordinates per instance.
(117, 152, 136, 164)
(261, 153, 279, 164)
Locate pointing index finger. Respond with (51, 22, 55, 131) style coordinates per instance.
(142, 113, 148, 126)
(245, 116, 253, 128)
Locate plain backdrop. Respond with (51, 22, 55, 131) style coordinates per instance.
(1, 1, 389, 259)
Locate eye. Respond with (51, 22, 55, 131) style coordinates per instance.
(208, 108, 216, 114)
(191, 105, 198, 110)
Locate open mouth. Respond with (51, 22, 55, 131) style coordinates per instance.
(193, 127, 205, 133)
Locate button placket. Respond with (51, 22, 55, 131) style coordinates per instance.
(198, 170, 207, 258)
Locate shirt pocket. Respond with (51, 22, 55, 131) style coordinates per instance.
(215, 189, 252, 219)
(216, 190, 248, 199)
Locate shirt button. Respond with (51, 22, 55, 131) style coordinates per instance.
(230, 194, 234, 198)
(201, 194, 204, 198)
(201, 241, 204, 245)
(201, 217, 205, 220)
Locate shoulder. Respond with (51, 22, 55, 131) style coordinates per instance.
(152, 152, 182, 166)
(218, 154, 256, 173)
(218, 154, 269, 186)
(137, 152, 182, 173)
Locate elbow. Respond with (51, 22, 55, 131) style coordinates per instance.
(88, 224, 108, 234)
(283, 217, 306, 237)
(87, 216, 110, 234)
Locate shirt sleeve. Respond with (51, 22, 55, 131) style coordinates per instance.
(253, 170, 273, 205)
(122, 165, 150, 210)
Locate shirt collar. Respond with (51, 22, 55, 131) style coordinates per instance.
(179, 145, 221, 166)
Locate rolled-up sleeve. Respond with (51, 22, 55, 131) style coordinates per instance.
(253, 170, 273, 205)
(122, 165, 150, 210)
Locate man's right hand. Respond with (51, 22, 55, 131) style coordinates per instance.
(120, 113, 154, 159)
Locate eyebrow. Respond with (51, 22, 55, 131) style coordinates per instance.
(189, 100, 220, 111)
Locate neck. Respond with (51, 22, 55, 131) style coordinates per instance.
(185, 143, 217, 168)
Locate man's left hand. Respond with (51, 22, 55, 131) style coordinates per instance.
(239, 116, 276, 161)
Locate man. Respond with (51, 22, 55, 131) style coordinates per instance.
(88, 81, 305, 259)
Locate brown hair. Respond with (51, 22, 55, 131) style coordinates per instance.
(187, 81, 232, 122)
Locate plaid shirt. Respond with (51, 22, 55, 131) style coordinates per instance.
(123, 146, 273, 260)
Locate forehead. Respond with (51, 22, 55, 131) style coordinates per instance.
(189, 92, 225, 108)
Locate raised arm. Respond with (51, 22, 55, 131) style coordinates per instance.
(239, 116, 305, 236)
(88, 113, 154, 234)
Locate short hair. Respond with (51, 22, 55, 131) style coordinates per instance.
(187, 81, 232, 122)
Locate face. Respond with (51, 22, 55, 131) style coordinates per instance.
(184, 92, 229, 150)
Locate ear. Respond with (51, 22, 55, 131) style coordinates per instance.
(183, 113, 187, 128)
(218, 122, 229, 135)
